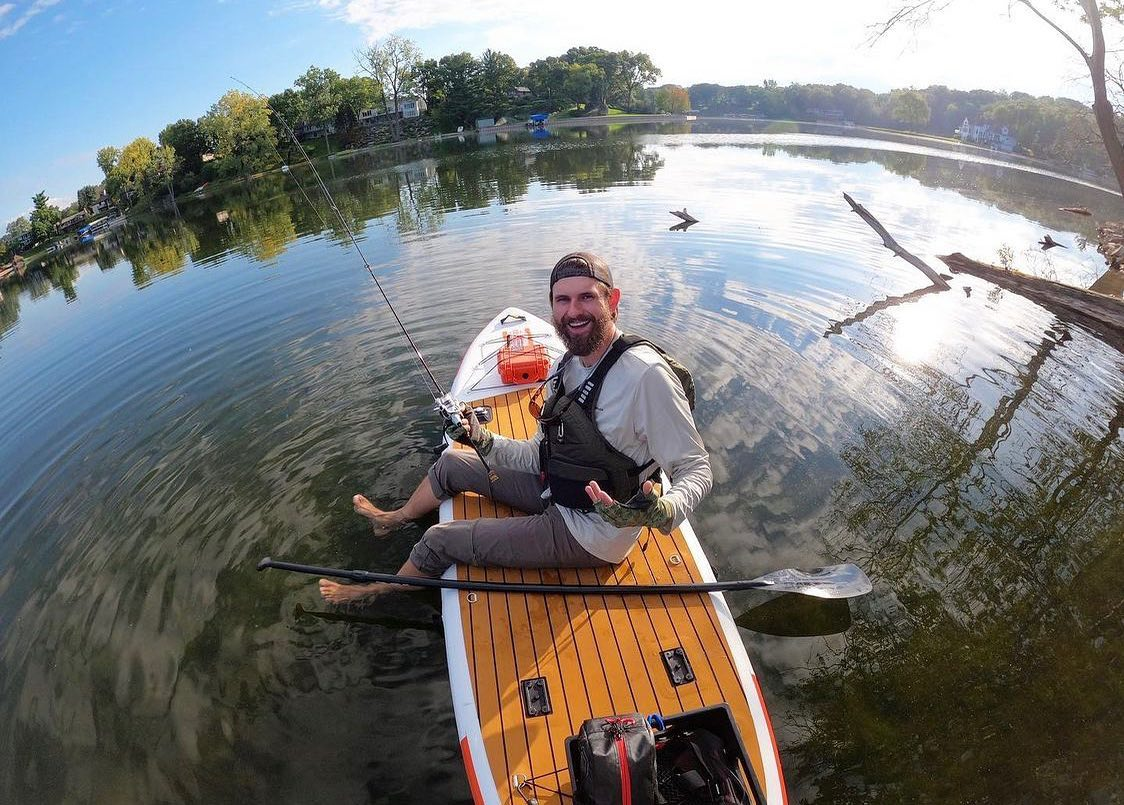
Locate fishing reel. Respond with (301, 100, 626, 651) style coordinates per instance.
(434, 394, 492, 428)
(434, 394, 499, 483)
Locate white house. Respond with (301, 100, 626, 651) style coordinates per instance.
(358, 96, 428, 124)
(294, 122, 336, 141)
(358, 108, 394, 125)
(400, 97, 426, 119)
(959, 118, 1017, 152)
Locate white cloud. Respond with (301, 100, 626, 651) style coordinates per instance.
(0, 0, 63, 39)
(317, 0, 516, 41)
(313, 0, 1096, 100)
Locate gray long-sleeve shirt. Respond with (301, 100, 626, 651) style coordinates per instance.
(488, 334, 712, 562)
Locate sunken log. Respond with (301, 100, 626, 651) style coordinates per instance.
(940, 252, 1124, 353)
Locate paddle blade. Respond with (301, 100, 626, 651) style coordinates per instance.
(752, 563, 873, 599)
(735, 594, 853, 636)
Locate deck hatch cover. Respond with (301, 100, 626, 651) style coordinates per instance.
(521, 677, 552, 717)
(661, 647, 696, 686)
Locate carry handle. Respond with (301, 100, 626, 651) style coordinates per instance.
(500, 313, 527, 324)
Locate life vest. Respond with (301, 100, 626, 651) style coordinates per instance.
(537, 335, 693, 512)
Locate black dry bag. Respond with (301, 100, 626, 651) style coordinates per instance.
(573, 714, 657, 805)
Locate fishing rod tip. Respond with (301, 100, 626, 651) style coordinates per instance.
(257, 557, 273, 571)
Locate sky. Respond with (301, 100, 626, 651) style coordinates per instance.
(0, 0, 1103, 227)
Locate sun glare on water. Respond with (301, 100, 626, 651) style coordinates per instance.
(890, 298, 950, 364)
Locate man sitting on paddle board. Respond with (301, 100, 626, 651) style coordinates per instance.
(320, 251, 712, 603)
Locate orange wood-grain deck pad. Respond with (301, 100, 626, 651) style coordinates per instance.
(453, 389, 773, 804)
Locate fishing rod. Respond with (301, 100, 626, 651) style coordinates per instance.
(232, 78, 498, 480)
(257, 557, 874, 600)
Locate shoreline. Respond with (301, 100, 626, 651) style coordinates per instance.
(10, 117, 1116, 280)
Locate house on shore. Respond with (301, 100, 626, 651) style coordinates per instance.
(56, 211, 88, 235)
(358, 96, 428, 126)
(400, 97, 426, 119)
(958, 118, 1017, 152)
(809, 108, 846, 124)
(294, 122, 336, 141)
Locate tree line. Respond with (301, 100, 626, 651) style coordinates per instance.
(6, 33, 1117, 263)
(687, 81, 1113, 177)
(2, 39, 677, 261)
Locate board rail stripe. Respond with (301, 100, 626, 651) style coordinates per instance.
(460, 736, 486, 805)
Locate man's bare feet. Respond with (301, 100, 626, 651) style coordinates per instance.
(352, 494, 401, 536)
(319, 579, 384, 604)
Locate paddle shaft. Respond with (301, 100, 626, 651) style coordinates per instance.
(258, 557, 871, 598)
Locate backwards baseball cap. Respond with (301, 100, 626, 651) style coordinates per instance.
(549, 251, 614, 293)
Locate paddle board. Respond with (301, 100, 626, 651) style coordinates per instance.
(440, 307, 787, 804)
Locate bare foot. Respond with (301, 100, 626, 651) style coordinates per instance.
(319, 579, 384, 604)
(352, 494, 400, 536)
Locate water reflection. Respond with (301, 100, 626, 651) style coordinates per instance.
(735, 594, 853, 638)
(787, 322, 1124, 802)
(1, 123, 1122, 804)
(122, 218, 201, 283)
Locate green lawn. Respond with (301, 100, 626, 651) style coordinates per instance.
(290, 133, 347, 157)
(550, 106, 642, 119)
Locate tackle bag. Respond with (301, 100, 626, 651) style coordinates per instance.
(570, 714, 657, 805)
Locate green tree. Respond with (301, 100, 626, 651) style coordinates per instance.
(201, 90, 279, 179)
(111, 137, 161, 204)
(75, 185, 101, 213)
(873, 0, 1124, 198)
(335, 74, 381, 128)
(29, 191, 62, 244)
(294, 65, 342, 129)
(151, 145, 177, 202)
(562, 46, 616, 112)
(5, 216, 31, 244)
(562, 62, 603, 112)
(96, 146, 119, 179)
(159, 118, 210, 187)
(357, 34, 421, 138)
(479, 49, 519, 117)
(433, 52, 483, 130)
(616, 50, 661, 111)
(268, 88, 303, 132)
(292, 65, 343, 156)
(414, 58, 444, 110)
(3, 216, 31, 257)
(527, 56, 570, 110)
(890, 89, 931, 127)
(655, 85, 690, 114)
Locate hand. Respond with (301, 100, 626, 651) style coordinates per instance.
(445, 403, 495, 456)
(585, 479, 675, 533)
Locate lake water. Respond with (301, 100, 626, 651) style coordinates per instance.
(1, 122, 1122, 803)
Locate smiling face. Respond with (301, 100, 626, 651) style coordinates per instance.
(550, 276, 620, 359)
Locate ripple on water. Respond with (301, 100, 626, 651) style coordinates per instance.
(1, 126, 1122, 803)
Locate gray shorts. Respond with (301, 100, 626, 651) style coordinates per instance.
(408, 450, 609, 576)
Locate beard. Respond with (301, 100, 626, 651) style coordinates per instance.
(553, 306, 615, 356)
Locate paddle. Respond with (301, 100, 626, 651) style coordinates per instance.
(257, 557, 873, 599)
(733, 593, 854, 636)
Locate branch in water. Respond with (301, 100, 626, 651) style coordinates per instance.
(843, 192, 951, 289)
